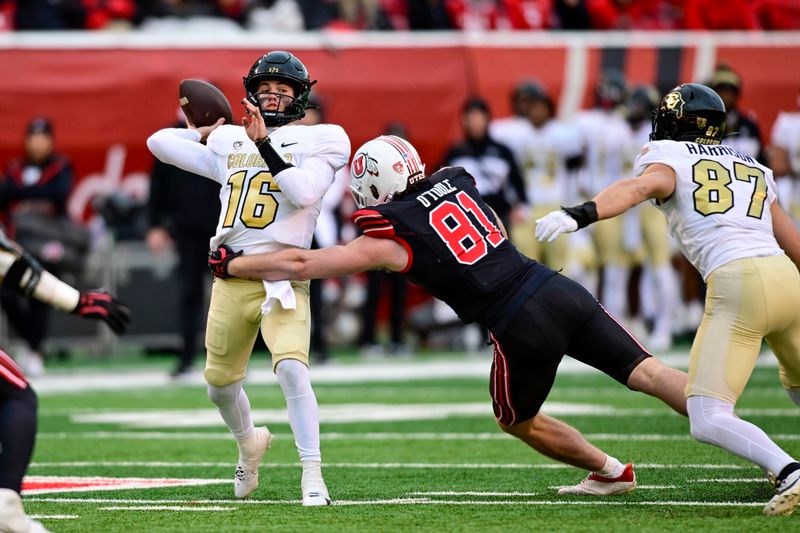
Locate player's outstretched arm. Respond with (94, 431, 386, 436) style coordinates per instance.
(0, 233, 131, 335)
(146, 119, 223, 179)
(535, 163, 676, 243)
(211, 236, 408, 282)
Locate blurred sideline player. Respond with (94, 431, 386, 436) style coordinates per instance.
(574, 70, 635, 318)
(147, 51, 350, 505)
(624, 85, 678, 351)
(0, 228, 130, 533)
(769, 91, 800, 218)
(209, 135, 689, 497)
(536, 83, 800, 515)
(490, 80, 592, 287)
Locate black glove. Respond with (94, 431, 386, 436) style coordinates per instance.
(208, 244, 242, 279)
(72, 290, 131, 335)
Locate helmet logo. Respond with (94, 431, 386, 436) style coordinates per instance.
(664, 91, 685, 118)
(392, 161, 404, 174)
(268, 67, 279, 73)
(366, 156, 379, 176)
(696, 117, 707, 129)
(352, 153, 367, 178)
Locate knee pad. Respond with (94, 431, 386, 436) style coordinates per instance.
(687, 395, 734, 444)
(788, 389, 800, 407)
(275, 358, 312, 398)
(207, 380, 242, 408)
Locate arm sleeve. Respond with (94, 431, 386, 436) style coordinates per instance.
(146, 128, 221, 183)
(272, 125, 351, 208)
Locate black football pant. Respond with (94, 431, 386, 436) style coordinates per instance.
(0, 380, 37, 493)
(175, 234, 211, 371)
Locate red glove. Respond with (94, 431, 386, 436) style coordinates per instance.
(208, 244, 242, 279)
(72, 290, 131, 335)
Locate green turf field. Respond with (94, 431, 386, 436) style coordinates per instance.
(23, 354, 800, 531)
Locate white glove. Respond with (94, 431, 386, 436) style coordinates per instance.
(535, 210, 578, 243)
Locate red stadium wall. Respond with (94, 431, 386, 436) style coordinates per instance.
(0, 32, 798, 221)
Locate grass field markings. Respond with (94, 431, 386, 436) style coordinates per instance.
(30, 461, 759, 470)
(409, 491, 539, 496)
(548, 485, 678, 490)
(34, 431, 800, 443)
(25, 497, 770, 508)
(99, 506, 236, 512)
(690, 478, 768, 483)
(28, 515, 79, 520)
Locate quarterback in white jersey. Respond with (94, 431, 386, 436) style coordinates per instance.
(147, 51, 350, 507)
(536, 83, 800, 516)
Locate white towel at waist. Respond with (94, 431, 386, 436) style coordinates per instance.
(261, 280, 296, 316)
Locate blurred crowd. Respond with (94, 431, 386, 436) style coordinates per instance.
(1, 0, 799, 31)
(3, 62, 800, 376)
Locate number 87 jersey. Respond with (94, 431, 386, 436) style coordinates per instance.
(634, 140, 783, 281)
(351, 166, 555, 331)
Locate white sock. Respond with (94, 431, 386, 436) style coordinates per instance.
(276, 359, 321, 463)
(788, 389, 800, 407)
(207, 380, 255, 441)
(688, 395, 796, 475)
(597, 455, 625, 478)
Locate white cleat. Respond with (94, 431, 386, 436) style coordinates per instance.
(233, 427, 272, 499)
(558, 463, 637, 496)
(301, 474, 331, 507)
(764, 469, 800, 516)
(0, 488, 52, 533)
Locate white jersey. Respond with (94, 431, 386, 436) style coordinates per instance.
(576, 109, 634, 197)
(492, 116, 582, 206)
(147, 123, 350, 254)
(771, 111, 800, 176)
(634, 140, 782, 280)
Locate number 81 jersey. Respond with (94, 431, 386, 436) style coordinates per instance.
(352, 167, 554, 329)
(206, 123, 349, 253)
(634, 140, 783, 280)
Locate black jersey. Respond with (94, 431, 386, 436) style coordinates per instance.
(352, 166, 555, 333)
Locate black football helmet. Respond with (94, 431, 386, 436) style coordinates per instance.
(511, 79, 553, 116)
(243, 50, 316, 127)
(626, 85, 660, 126)
(650, 83, 726, 145)
(594, 69, 627, 110)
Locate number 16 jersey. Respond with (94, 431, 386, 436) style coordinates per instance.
(352, 167, 555, 332)
(634, 140, 783, 280)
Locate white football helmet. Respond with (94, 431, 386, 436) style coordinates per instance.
(349, 135, 425, 209)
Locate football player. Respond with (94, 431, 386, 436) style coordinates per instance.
(574, 70, 635, 318)
(536, 83, 800, 516)
(208, 135, 689, 497)
(0, 228, 130, 533)
(147, 50, 350, 506)
(768, 93, 800, 217)
(489, 80, 591, 286)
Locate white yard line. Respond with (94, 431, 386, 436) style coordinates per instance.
(25, 497, 765, 508)
(30, 461, 758, 470)
(410, 491, 539, 497)
(35, 431, 800, 442)
(100, 506, 235, 512)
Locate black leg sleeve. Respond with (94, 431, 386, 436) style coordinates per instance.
(0, 384, 37, 493)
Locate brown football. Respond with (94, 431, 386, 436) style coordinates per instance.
(179, 79, 233, 127)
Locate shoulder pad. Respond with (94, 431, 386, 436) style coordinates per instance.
(351, 209, 396, 239)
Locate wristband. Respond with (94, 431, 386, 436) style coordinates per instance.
(561, 201, 598, 229)
(256, 137, 294, 175)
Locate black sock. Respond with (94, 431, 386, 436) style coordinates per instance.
(777, 462, 800, 484)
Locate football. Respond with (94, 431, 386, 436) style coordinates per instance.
(178, 79, 233, 128)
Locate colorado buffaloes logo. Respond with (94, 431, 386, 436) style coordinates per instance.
(352, 153, 367, 178)
(233, 141, 243, 151)
(696, 117, 707, 129)
(664, 91, 685, 118)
